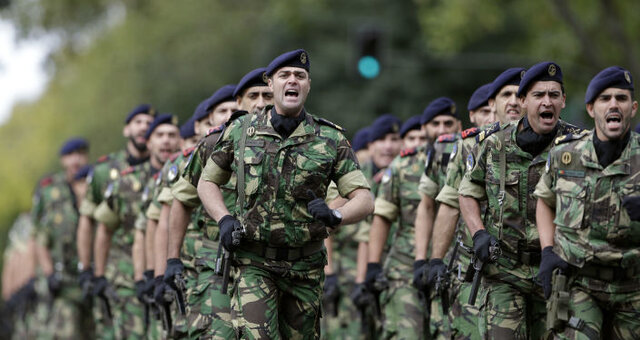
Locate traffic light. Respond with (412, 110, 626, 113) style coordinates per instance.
(356, 27, 382, 79)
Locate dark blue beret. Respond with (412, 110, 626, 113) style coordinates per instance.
(635, 122, 640, 134)
(180, 116, 196, 139)
(585, 66, 634, 104)
(517, 61, 563, 97)
(192, 97, 211, 122)
(233, 68, 268, 98)
(124, 104, 156, 124)
(352, 127, 371, 152)
(488, 68, 525, 99)
(73, 165, 93, 181)
(265, 49, 310, 77)
(468, 83, 493, 111)
(144, 113, 179, 140)
(399, 115, 422, 137)
(206, 84, 236, 112)
(59, 137, 89, 156)
(421, 97, 457, 125)
(369, 114, 402, 143)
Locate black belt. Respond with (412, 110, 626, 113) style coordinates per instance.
(241, 241, 325, 261)
(576, 263, 640, 281)
(501, 247, 540, 266)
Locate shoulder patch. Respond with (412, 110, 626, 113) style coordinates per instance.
(476, 122, 500, 143)
(206, 124, 225, 137)
(97, 154, 109, 163)
(437, 133, 457, 143)
(400, 147, 417, 157)
(169, 151, 181, 162)
(121, 166, 134, 176)
(461, 127, 480, 139)
(560, 121, 587, 136)
(182, 146, 196, 157)
(313, 117, 345, 132)
(39, 176, 53, 188)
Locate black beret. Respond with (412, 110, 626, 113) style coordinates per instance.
(233, 68, 268, 98)
(369, 114, 402, 143)
(180, 116, 196, 139)
(352, 127, 371, 152)
(399, 115, 422, 137)
(144, 113, 179, 140)
(73, 165, 93, 181)
(421, 97, 457, 125)
(488, 68, 525, 99)
(517, 61, 563, 97)
(124, 104, 156, 124)
(265, 49, 310, 77)
(468, 83, 492, 111)
(584, 66, 634, 104)
(59, 137, 89, 156)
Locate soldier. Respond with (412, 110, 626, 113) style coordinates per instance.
(458, 61, 583, 339)
(31, 138, 95, 338)
(535, 66, 640, 339)
(352, 126, 372, 164)
(198, 49, 374, 338)
(92, 114, 180, 339)
(400, 115, 428, 149)
(425, 69, 525, 340)
(234, 67, 274, 114)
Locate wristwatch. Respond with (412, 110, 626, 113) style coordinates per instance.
(331, 209, 343, 223)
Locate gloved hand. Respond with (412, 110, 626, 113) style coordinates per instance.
(324, 274, 339, 300)
(427, 258, 447, 286)
(78, 268, 93, 289)
(412, 260, 429, 291)
(350, 283, 374, 309)
(536, 246, 569, 299)
(47, 272, 62, 297)
(164, 258, 184, 290)
(622, 196, 640, 221)
(307, 190, 342, 228)
(153, 275, 170, 304)
(364, 263, 383, 292)
(135, 280, 146, 304)
(142, 270, 155, 300)
(218, 215, 243, 251)
(92, 276, 108, 297)
(472, 230, 498, 262)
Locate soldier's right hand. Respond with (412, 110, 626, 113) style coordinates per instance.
(427, 259, 446, 286)
(412, 260, 429, 291)
(350, 283, 373, 309)
(306, 191, 342, 228)
(92, 276, 108, 297)
(622, 196, 640, 221)
(364, 263, 383, 292)
(472, 229, 498, 262)
(47, 273, 62, 297)
(164, 258, 184, 290)
(78, 268, 93, 288)
(218, 215, 243, 251)
(135, 279, 146, 303)
(536, 246, 569, 300)
(153, 275, 170, 304)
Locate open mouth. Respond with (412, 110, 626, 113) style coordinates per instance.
(285, 89, 299, 98)
(605, 112, 622, 130)
(540, 111, 554, 123)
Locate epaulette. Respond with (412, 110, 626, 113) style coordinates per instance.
(313, 117, 345, 132)
(169, 151, 181, 162)
(400, 147, 417, 157)
(437, 133, 457, 143)
(461, 127, 480, 139)
(476, 122, 500, 143)
(121, 166, 135, 176)
(206, 124, 225, 137)
(182, 146, 196, 157)
(554, 130, 589, 145)
(227, 110, 248, 126)
(39, 176, 53, 188)
(97, 154, 109, 163)
(560, 122, 588, 136)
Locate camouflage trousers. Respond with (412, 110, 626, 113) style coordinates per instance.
(550, 275, 640, 340)
(446, 254, 480, 340)
(108, 286, 146, 339)
(231, 248, 326, 339)
(478, 261, 546, 340)
(430, 292, 449, 340)
(320, 278, 361, 340)
(379, 279, 428, 340)
(44, 285, 96, 339)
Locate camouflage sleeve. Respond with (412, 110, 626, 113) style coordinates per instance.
(172, 145, 204, 206)
(458, 138, 488, 199)
(534, 153, 557, 208)
(333, 134, 370, 197)
(437, 139, 468, 208)
(325, 181, 340, 201)
(202, 123, 235, 185)
(29, 185, 49, 245)
(418, 172, 439, 199)
(94, 181, 120, 229)
(374, 164, 399, 222)
(79, 164, 107, 217)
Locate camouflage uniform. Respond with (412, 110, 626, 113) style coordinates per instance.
(171, 125, 236, 339)
(202, 107, 369, 339)
(458, 119, 582, 339)
(374, 146, 428, 339)
(534, 131, 640, 339)
(31, 172, 95, 339)
(79, 150, 130, 218)
(94, 161, 158, 339)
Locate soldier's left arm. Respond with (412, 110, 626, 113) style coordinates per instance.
(93, 222, 114, 277)
(534, 156, 558, 249)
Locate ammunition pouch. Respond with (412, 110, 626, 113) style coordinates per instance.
(546, 270, 569, 332)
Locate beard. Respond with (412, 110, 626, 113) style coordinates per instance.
(129, 135, 148, 152)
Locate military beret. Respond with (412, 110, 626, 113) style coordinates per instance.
(205, 84, 236, 112)
(369, 114, 402, 143)
(584, 66, 634, 104)
(233, 67, 268, 98)
(399, 115, 422, 138)
(468, 83, 492, 111)
(635, 122, 640, 134)
(265, 49, 310, 77)
(59, 137, 89, 156)
(488, 67, 525, 99)
(192, 97, 211, 122)
(352, 127, 371, 152)
(124, 104, 156, 124)
(144, 113, 179, 140)
(517, 61, 563, 97)
(180, 116, 196, 139)
(73, 165, 93, 181)
(421, 97, 457, 125)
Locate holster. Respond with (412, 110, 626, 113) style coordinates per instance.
(546, 270, 570, 331)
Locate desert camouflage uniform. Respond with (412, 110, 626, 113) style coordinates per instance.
(535, 130, 640, 339)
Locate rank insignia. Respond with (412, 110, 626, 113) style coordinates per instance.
(381, 168, 392, 184)
(449, 143, 458, 161)
(466, 154, 475, 171)
(168, 164, 179, 183)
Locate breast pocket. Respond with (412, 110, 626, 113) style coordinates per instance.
(289, 151, 333, 201)
(241, 151, 264, 200)
(555, 178, 586, 230)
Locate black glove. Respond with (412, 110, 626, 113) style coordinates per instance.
(536, 246, 569, 300)
(142, 270, 155, 300)
(307, 191, 342, 228)
(350, 283, 373, 309)
(135, 280, 146, 303)
(78, 268, 93, 288)
(47, 273, 62, 296)
(324, 274, 339, 299)
(364, 263, 383, 292)
(153, 275, 170, 304)
(412, 260, 429, 291)
(622, 196, 640, 221)
(92, 276, 108, 297)
(164, 258, 184, 290)
(472, 230, 498, 262)
(427, 258, 446, 286)
(218, 215, 243, 251)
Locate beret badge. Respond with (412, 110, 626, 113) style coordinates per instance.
(548, 64, 556, 76)
(300, 52, 307, 65)
(625, 71, 631, 84)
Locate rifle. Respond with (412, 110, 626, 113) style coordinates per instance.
(156, 289, 174, 335)
(350, 284, 378, 334)
(322, 277, 341, 317)
(434, 238, 460, 315)
(466, 238, 501, 305)
(216, 222, 245, 294)
(173, 273, 187, 315)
